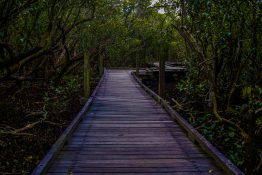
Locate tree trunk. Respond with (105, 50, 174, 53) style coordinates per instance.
(245, 109, 256, 175)
(136, 52, 139, 75)
(84, 51, 91, 98)
(99, 54, 104, 76)
(158, 52, 165, 98)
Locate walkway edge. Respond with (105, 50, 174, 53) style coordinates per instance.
(31, 70, 106, 175)
(131, 72, 244, 175)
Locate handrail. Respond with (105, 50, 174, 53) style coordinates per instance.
(31, 70, 106, 175)
(131, 71, 244, 175)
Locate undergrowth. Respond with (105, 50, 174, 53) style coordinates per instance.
(0, 73, 98, 174)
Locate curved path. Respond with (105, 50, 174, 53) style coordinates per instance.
(46, 69, 223, 175)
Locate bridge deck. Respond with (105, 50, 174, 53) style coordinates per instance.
(46, 69, 223, 175)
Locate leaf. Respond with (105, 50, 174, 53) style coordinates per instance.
(242, 86, 252, 98)
(226, 32, 232, 38)
(228, 131, 235, 138)
(25, 155, 33, 161)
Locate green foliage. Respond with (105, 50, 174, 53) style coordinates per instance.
(256, 117, 262, 126)
(42, 75, 82, 111)
(177, 79, 208, 102)
(191, 111, 245, 168)
(228, 151, 245, 167)
(63, 76, 82, 92)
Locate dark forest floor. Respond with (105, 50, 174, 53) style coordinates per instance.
(0, 73, 99, 175)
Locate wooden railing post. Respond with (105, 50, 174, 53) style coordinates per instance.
(136, 52, 140, 75)
(84, 51, 91, 98)
(99, 54, 104, 76)
(158, 47, 165, 98)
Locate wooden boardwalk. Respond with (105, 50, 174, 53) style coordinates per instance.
(46, 69, 224, 175)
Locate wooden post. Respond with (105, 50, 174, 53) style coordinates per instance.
(136, 52, 139, 75)
(131, 39, 141, 75)
(99, 54, 104, 76)
(158, 47, 165, 98)
(84, 51, 91, 98)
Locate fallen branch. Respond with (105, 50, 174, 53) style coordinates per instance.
(43, 121, 65, 126)
(195, 119, 213, 130)
(0, 131, 34, 136)
(171, 98, 184, 111)
(189, 112, 196, 123)
(255, 155, 262, 175)
(219, 118, 248, 139)
(10, 75, 45, 81)
(0, 106, 48, 137)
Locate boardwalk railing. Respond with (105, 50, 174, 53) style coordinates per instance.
(131, 71, 244, 175)
(31, 71, 106, 175)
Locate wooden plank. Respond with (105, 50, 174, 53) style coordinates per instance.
(48, 167, 201, 173)
(69, 133, 183, 137)
(59, 148, 198, 153)
(89, 111, 167, 115)
(49, 158, 195, 165)
(57, 154, 209, 160)
(47, 173, 205, 175)
(81, 121, 174, 124)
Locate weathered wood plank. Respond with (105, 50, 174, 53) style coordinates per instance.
(46, 173, 212, 175)
(48, 167, 201, 173)
(57, 154, 209, 160)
